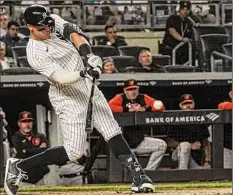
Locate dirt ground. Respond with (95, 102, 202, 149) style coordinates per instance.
(5, 188, 230, 195)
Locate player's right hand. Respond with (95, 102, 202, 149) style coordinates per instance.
(80, 66, 102, 81)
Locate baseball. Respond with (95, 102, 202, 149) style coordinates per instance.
(153, 100, 163, 110)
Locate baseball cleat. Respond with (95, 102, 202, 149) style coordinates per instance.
(4, 158, 28, 195)
(131, 174, 155, 193)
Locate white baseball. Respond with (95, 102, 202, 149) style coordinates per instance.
(153, 100, 163, 110)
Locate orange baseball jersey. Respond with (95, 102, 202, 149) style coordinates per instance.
(218, 101, 232, 110)
(109, 93, 165, 113)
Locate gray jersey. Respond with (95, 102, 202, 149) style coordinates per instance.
(27, 15, 121, 161)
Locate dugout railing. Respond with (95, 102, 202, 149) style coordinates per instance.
(108, 110, 232, 183)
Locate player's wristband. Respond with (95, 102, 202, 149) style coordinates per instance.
(79, 44, 92, 64)
(80, 69, 86, 78)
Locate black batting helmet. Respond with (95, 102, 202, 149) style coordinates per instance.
(24, 5, 55, 27)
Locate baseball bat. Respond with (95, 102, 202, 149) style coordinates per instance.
(85, 78, 96, 133)
(85, 78, 96, 158)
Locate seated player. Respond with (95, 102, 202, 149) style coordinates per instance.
(167, 94, 211, 169)
(109, 79, 167, 171)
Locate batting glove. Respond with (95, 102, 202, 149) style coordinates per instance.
(80, 66, 102, 81)
(87, 53, 103, 69)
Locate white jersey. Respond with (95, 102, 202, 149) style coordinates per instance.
(26, 14, 85, 86)
(26, 14, 121, 161)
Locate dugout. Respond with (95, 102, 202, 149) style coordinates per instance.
(0, 73, 232, 186)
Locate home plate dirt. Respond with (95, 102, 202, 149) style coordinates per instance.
(14, 188, 232, 195)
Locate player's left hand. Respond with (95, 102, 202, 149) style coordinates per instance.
(87, 53, 103, 69)
(80, 66, 102, 81)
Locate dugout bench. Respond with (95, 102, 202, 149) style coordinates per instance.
(107, 110, 232, 183)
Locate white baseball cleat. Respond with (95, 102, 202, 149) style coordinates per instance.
(131, 174, 155, 193)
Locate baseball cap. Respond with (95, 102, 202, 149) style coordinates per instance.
(123, 79, 139, 90)
(18, 111, 33, 122)
(180, 94, 194, 104)
(179, 1, 191, 10)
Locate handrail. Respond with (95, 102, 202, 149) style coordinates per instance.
(172, 42, 192, 66)
(7, 1, 226, 30)
(210, 51, 232, 72)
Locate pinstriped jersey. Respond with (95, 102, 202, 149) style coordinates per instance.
(26, 14, 100, 122)
(26, 14, 86, 86)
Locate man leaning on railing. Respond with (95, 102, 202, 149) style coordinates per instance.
(160, 1, 194, 65)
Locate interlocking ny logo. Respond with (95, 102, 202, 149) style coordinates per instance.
(205, 113, 220, 121)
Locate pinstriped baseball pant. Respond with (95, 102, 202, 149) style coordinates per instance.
(49, 82, 122, 161)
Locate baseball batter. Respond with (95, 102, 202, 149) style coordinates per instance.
(4, 5, 154, 195)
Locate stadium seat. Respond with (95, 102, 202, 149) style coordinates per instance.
(224, 24, 232, 42)
(223, 43, 232, 57)
(103, 56, 135, 73)
(91, 45, 119, 58)
(151, 55, 171, 67)
(222, 43, 232, 70)
(2, 67, 37, 75)
(118, 46, 150, 58)
(193, 25, 226, 69)
(200, 34, 229, 71)
(163, 65, 196, 73)
(158, 41, 173, 56)
(19, 26, 30, 36)
(92, 35, 125, 45)
(17, 56, 31, 68)
(118, 46, 150, 66)
(125, 55, 171, 73)
(193, 25, 226, 43)
(11, 46, 27, 65)
(210, 51, 232, 72)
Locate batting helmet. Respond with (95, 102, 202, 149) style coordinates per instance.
(24, 5, 55, 27)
